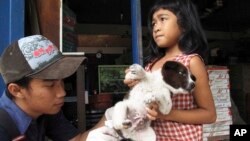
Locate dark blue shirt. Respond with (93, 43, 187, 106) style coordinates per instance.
(0, 91, 80, 141)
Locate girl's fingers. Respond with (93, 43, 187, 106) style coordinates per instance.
(123, 79, 139, 88)
(147, 113, 157, 120)
(146, 107, 158, 120)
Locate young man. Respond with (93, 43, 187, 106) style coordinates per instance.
(0, 35, 89, 141)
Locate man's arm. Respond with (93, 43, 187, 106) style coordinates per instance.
(70, 115, 106, 141)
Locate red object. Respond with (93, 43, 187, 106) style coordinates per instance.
(89, 93, 113, 110)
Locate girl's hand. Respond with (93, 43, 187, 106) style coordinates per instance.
(146, 102, 173, 121)
(123, 68, 140, 88)
(123, 79, 140, 88)
(146, 102, 164, 120)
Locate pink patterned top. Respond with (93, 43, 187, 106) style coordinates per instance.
(145, 54, 203, 141)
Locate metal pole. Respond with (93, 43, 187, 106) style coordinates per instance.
(0, 0, 24, 94)
(130, 0, 143, 65)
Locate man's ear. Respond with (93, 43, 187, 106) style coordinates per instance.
(7, 83, 25, 98)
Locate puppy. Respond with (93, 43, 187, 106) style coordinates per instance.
(112, 61, 196, 141)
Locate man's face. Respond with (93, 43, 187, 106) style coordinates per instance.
(18, 79, 66, 118)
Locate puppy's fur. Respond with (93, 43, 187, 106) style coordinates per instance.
(112, 61, 196, 141)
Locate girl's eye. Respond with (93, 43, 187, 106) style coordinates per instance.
(160, 17, 167, 21)
(151, 22, 155, 27)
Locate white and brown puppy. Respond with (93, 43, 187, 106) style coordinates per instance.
(112, 61, 196, 141)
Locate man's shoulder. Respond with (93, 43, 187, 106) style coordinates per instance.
(40, 110, 73, 127)
(40, 111, 80, 140)
(0, 125, 11, 141)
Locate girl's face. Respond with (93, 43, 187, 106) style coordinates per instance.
(18, 79, 66, 118)
(152, 8, 182, 48)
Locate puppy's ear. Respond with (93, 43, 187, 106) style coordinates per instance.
(163, 61, 179, 70)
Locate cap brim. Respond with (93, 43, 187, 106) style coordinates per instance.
(29, 56, 86, 80)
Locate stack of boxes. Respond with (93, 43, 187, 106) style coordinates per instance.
(203, 66, 232, 141)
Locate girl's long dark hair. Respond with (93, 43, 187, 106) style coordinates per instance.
(145, 0, 208, 64)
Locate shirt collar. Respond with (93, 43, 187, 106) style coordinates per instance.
(0, 91, 32, 134)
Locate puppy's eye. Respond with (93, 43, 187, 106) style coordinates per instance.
(178, 71, 186, 77)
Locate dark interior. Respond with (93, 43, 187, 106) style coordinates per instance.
(67, 0, 250, 32)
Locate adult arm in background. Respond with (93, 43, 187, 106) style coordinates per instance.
(69, 115, 106, 141)
(70, 108, 119, 141)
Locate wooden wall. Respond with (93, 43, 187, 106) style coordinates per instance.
(36, 0, 60, 47)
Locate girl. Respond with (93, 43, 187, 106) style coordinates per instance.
(127, 0, 216, 140)
(86, 0, 216, 140)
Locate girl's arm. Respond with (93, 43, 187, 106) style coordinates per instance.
(147, 56, 217, 124)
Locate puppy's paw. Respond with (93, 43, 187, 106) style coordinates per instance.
(113, 120, 124, 130)
(144, 94, 156, 105)
(113, 119, 132, 130)
(125, 64, 145, 80)
(159, 101, 172, 114)
(122, 119, 132, 129)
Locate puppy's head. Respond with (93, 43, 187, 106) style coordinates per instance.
(161, 61, 196, 94)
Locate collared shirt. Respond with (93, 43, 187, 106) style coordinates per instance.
(0, 91, 79, 141)
(0, 91, 32, 134)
